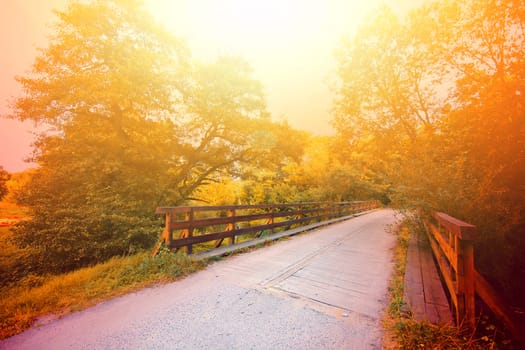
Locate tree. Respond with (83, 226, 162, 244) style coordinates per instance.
(165, 55, 273, 203)
(333, 5, 451, 144)
(235, 120, 309, 204)
(433, 0, 525, 303)
(332, 5, 454, 207)
(10, 0, 189, 272)
(279, 136, 386, 203)
(333, 0, 525, 307)
(9, 0, 270, 273)
(0, 166, 9, 200)
(189, 119, 309, 206)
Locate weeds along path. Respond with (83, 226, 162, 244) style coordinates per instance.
(0, 209, 398, 350)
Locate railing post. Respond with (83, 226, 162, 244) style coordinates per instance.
(456, 235, 476, 329)
(228, 208, 236, 245)
(165, 211, 173, 249)
(184, 209, 194, 254)
(270, 205, 275, 233)
(433, 212, 477, 330)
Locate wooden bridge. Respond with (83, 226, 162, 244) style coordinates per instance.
(420, 212, 525, 345)
(152, 201, 379, 257)
(153, 201, 525, 347)
(2, 204, 524, 348)
(3, 207, 396, 349)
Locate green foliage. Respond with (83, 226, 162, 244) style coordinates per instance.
(282, 136, 388, 203)
(0, 227, 34, 288)
(334, 0, 525, 309)
(11, 0, 187, 274)
(166, 55, 285, 203)
(435, 0, 525, 304)
(225, 121, 310, 205)
(391, 319, 486, 350)
(0, 250, 203, 340)
(8, 0, 274, 275)
(0, 201, 32, 288)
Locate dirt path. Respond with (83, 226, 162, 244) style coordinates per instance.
(0, 209, 398, 350)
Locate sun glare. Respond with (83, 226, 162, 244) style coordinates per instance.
(149, 0, 331, 52)
(146, 0, 386, 135)
(215, 0, 321, 38)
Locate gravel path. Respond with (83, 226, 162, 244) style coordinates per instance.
(1, 209, 398, 350)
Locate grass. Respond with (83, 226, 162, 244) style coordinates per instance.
(383, 220, 490, 349)
(0, 248, 204, 340)
(0, 207, 303, 341)
(2, 206, 514, 347)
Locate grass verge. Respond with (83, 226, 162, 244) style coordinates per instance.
(0, 248, 203, 340)
(383, 220, 490, 349)
(0, 217, 301, 341)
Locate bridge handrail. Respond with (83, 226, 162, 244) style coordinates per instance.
(424, 212, 525, 345)
(153, 201, 378, 256)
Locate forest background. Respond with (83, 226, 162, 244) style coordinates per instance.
(1, 0, 524, 315)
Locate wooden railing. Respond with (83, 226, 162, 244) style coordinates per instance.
(153, 201, 378, 256)
(425, 212, 525, 345)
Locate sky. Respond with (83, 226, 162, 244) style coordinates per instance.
(0, 0, 425, 172)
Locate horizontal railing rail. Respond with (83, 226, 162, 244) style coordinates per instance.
(153, 201, 378, 256)
(424, 212, 525, 345)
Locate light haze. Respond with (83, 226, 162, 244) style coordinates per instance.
(0, 0, 425, 172)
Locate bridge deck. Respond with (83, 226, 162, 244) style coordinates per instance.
(1, 209, 397, 350)
(403, 228, 453, 324)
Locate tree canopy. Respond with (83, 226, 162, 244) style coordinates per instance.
(9, 0, 291, 273)
(333, 0, 525, 307)
(5, 0, 524, 312)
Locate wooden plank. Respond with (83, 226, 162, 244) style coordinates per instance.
(170, 230, 237, 248)
(232, 212, 272, 223)
(418, 232, 453, 324)
(294, 266, 370, 289)
(155, 207, 190, 214)
(271, 210, 301, 219)
(157, 201, 378, 255)
(191, 204, 269, 211)
(157, 204, 276, 214)
(426, 213, 476, 328)
(433, 212, 476, 241)
(428, 223, 457, 271)
(269, 215, 391, 319)
(194, 214, 357, 260)
(404, 229, 452, 324)
(168, 216, 231, 230)
(171, 214, 357, 250)
(404, 229, 427, 320)
(425, 228, 458, 310)
(156, 201, 376, 216)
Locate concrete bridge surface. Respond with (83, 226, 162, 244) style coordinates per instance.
(1, 209, 398, 350)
